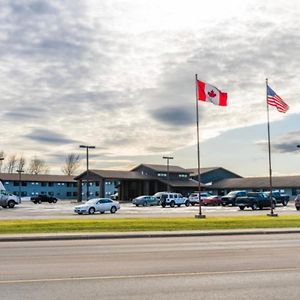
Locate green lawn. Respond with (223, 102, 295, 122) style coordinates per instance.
(0, 215, 299, 234)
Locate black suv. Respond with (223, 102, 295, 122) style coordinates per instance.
(221, 190, 247, 206)
(31, 195, 58, 204)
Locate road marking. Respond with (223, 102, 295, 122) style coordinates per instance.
(1, 267, 300, 284)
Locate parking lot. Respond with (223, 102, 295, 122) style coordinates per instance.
(0, 199, 298, 220)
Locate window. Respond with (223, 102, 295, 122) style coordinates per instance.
(48, 182, 54, 187)
(67, 192, 72, 197)
(179, 174, 188, 178)
(41, 182, 47, 187)
(157, 173, 167, 177)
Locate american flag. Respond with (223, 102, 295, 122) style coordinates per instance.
(267, 85, 289, 113)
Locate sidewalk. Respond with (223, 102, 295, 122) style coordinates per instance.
(1, 228, 300, 242)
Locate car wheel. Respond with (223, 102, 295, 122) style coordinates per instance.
(282, 200, 287, 206)
(78, 212, 83, 215)
(177, 204, 181, 207)
(161, 203, 166, 208)
(53, 199, 57, 203)
(110, 206, 117, 214)
(170, 201, 175, 208)
(88, 207, 95, 214)
(48, 200, 53, 203)
(100, 211, 105, 214)
(135, 204, 139, 207)
(8, 201, 15, 209)
(252, 203, 258, 210)
(221, 203, 226, 207)
(185, 200, 190, 207)
(191, 203, 195, 206)
(239, 206, 245, 210)
(259, 205, 263, 210)
(143, 201, 147, 207)
(272, 202, 276, 209)
(297, 207, 300, 211)
(38, 200, 42, 204)
(2, 205, 7, 208)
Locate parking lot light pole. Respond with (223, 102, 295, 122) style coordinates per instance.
(79, 145, 96, 200)
(16, 169, 24, 201)
(163, 156, 173, 192)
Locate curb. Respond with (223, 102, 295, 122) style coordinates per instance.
(1, 228, 300, 242)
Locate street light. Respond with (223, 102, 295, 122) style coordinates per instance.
(162, 156, 173, 192)
(79, 145, 96, 200)
(16, 169, 24, 201)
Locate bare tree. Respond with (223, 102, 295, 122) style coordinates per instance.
(0, 150, 4, 172)
(6, 154, 17, 173)
(62, 153, 80, 175)
(16, 156, 26, 172)
(28, 157, 49, 174)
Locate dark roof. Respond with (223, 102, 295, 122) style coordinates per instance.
(0, 173, 76, 182)
(132, 164, 190, 173)
(211, 176, 300, 189)
(75, 170, 154, 180)
(187, 167, 242, 178)
(158, 178, 204, 188)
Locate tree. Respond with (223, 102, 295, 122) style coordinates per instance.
(61, 153, 80, 175)
(16, 156, 26, 172)
(6, 154, 17, 173)
(0, 150, 4, 172)
(28, 157, 49, 174)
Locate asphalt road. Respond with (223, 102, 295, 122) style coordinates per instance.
(0, 200, 298, 219)
(0, 234, 299, 299)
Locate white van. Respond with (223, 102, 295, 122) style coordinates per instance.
(154, 192, 190, 208)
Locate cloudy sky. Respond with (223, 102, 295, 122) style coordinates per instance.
(0, 0, 299, 176)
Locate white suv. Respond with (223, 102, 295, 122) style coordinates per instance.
(154, 192, 190, 208)
(0, 190, 21, 208)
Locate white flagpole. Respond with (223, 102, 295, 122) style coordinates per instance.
(266, 78, 278, 217)
(195, 74, 206, 219)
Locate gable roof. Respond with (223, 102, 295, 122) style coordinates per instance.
(75, 170, 154, 180)
(187, 167, 242, 178)
(211, 176, 300, 189)
(132, 164, 190, 173)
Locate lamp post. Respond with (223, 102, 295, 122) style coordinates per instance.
(79, 145, 96, 200)
(16, 169, 24, 201)
(162, 156, 173, 192)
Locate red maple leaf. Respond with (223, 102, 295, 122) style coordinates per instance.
(208, 90, 216, 98)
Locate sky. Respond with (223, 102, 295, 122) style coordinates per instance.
(0, 0, 299, 177)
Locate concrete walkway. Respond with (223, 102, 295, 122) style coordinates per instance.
(1, 228, 300, 242)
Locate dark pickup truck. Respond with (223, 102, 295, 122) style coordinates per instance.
(264, 191, 289, 206)
(31, 195, 58, 204)
(236, 192, 276, 210)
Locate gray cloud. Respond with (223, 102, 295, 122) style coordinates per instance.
(150, 106, 194, 126)
(23, 129, 77, 145)
(256, 131, 300, 154)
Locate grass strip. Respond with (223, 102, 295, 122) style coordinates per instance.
(0, 215, 299, 234)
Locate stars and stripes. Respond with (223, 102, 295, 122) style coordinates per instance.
(267, 85, 289, 113)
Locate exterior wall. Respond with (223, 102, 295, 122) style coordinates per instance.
(81, 180, 119, 199)
(2, 180, 78, 199)
(135, 165, 190, 181)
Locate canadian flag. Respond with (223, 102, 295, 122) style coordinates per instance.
(197, 80, 227, 106)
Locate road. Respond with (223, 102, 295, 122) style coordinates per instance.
(0, 234, 299, 299)
(0, 200, 298, 219)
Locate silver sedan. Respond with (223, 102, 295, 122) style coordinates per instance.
(74, 198, 120, 215)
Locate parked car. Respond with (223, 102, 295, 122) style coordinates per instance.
(110, 192, 118, 200)
(201, 195, 221, 206)
(0, 190, 21, 208)
(132, 195, 160, 206)
(188, 192, 212, 206)
(31, 195, 58, 204)
(74, 198, 120, 214)
(154, 192, 189, 208)
(236, 192, 276, 210)
(221, 190, 247, 206)
(295, 194, 300, 211)
(264, 191, 289, 206)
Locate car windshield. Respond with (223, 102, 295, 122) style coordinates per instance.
(227, 191, 238, 196)
(85, 199, 98, 204)
(136, 196, 145, 200)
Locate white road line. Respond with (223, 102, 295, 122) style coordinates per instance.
(1, 267, 300, 284)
